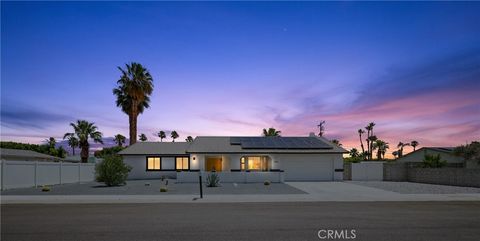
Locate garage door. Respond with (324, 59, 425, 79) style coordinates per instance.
(282, 157, 333, 181)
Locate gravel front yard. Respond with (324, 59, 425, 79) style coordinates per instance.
(350, 181, 480, 194)
(1, 179, 306, 195)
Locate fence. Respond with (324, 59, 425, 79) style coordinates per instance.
(0, 160, 96, 190)
(351, 162, 384, 181)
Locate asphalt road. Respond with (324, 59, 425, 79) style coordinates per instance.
(2, 202, 480, 241)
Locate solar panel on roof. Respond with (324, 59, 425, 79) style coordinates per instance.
(229, 137, 332, 149)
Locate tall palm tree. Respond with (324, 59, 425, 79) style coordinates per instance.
(185, 136, 194, 142)
(114, 134, 126, 147)
(113, 62, 154, 145)
(365, 122, 375, 160)
(63, 135, 79, 156)
(367, 135, 378, 160)
(64, 120, 103, 163)
(171, 131, 179, 142)
(263, 128, 281, 137)
(410, 140, 419, 151)
(358, 129, 365, 155)
(157, 131, 166, 142)
(139, 133, 148, 142)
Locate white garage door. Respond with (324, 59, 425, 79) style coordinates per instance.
(282, 157, 334, 181)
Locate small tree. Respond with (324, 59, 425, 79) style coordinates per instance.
(139, 133, 148, 142)
(171, 131, 179, 142)
(422, 154, 447, 168)
(95, 155, 132, 186)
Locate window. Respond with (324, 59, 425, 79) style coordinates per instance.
(147, 157, 161, 171)
(240, 157, 246, 170)
(241, 156, 270, 171)
(176, 157, 189, 170)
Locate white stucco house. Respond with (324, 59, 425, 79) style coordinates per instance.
(118, 135, 347, 182)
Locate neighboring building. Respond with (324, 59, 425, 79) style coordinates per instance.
(119, 136, 347, 182)
(396, 147, 464, 166)
(0, 148, 62, 162)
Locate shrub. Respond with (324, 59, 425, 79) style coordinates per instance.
(206, 172, 220, 187)
(422, 154, 447, 168)
(264, 180, 271, 186)
(160, 187, 168, 192)
(95, 155, 132, 186)
(41, 185, 51, 192)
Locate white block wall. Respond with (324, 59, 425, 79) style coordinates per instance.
(0, 160, 95, 190)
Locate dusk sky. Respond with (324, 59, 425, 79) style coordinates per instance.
(1, 2, 479, 156)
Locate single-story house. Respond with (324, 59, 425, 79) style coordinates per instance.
(119, 135, 347, 182)
(396, 147, 465, 167)
(0, 148, 62, 162)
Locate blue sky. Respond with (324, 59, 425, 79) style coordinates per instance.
(1, 1, 479, 154)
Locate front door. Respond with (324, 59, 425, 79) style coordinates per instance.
(205, 157, 222, 172)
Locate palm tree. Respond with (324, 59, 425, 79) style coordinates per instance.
(171, 131, 179, 142)
(114, 134, 126, 147)
(157, 131, 166, 142)
(365, 122, 375, 160)
(64, 120, 103, 163)
(139, 133, 148, 142)
(46, 137, 56, 149)
(331, 139, 342, 146)
(358, 129, 365, 155)
(113, 62, 154, 145)
(349, 148, 359, 158)
(392, 151, 399, 159)
(411, 140, 419, 151)
(372, 139, 389, 160)
(397, 142, 410, 157)
(63, 135, 79, 155)
(367, 135, 378, 160)
(186, 136, 194, 142)
(263, 128, 281, 137)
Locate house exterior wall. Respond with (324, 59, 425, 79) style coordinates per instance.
(397, 149, 464, 164)
(123, 153, 343, 181)
(122, 155, 176, 179)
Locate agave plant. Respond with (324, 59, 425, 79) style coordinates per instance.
(206, 172, 220, 187)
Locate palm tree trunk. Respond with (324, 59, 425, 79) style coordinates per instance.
(72, 147, 75, 156)
(80, 146, 89, 163)
(129, 113, 138, 145)
(359, 134, 365, 154)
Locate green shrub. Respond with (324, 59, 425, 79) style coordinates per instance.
(206, 172, 220, 187)
(160, 187, 168, 192)
(264, 180, 271, 186)
(95, 155, 132, 186)
(422, 154, 447, 168)
(41, 185, 51, 192)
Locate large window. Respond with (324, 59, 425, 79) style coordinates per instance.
(241, 156, 270, 171)
(147, 157, 161, 171)
(176, 157, 189, 170)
